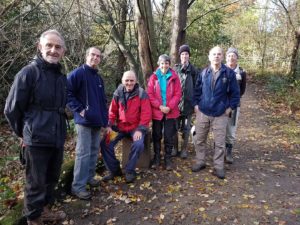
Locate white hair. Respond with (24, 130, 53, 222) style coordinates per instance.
(39, 29, 66, 49)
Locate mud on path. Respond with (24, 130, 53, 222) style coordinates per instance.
(59, 82, 300, 225)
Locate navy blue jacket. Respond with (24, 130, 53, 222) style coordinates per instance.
(4, 55, 67, 148)
(193, 64, 240, 117)
(67, 64, 108, 127)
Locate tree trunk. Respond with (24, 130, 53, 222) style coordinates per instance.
(290, 28, 300, 78)
(169, 0, 189, 66)
(135, 0, 157, 86)
(115, 1, 127, 87)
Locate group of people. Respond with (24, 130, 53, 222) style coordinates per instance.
(4, 29, 246, 225)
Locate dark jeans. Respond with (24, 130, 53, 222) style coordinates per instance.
(24, 146, 63, 220)
(100, 131, 145, 174)
(152, 117, 177, 160)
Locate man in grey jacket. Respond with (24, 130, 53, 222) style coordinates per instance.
(4, 30, 67, 225)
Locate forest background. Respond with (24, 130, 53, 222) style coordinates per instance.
(0, 0, 300, 222)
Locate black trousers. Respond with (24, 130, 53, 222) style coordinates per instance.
(24, 146, 63, 220)
(152, 117, 177, 160)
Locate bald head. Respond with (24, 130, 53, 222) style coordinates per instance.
(122, 71, 137, 92)
(208, 46, 223, 67)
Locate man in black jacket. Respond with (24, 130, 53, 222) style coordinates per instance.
(172, 44, 198, 159)
(4, 29, 67, 225)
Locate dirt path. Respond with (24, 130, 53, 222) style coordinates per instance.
(61, 82, 300, 225)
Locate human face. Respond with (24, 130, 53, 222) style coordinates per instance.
(226, 52, 238, 69)
(208, 47, 223, 67)
(180, 52, 190, 65)
(159, 60, 170, 74)
(122, 72, 137, 92)
(38, 33, 65, 64)
(86, 48, 101, 68)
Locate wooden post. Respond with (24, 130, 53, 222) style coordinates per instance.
(121, 133, 151, 169)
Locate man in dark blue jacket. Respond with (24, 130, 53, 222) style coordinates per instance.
(192, 46, 240, 179)
(67, 47, 108, 200)
(5, 29, 67, 225)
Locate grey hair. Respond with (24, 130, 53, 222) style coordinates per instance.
(86, 46, 101, 57)
(157, 54, 171, 65)
(39, 29, 66, 49)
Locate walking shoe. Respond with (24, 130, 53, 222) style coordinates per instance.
(27, 217, 44, 225)
(171, 147, 178, 157)
(165, 159, 173, 171)
(41, 207, 66, 222)
(88, 178, 101, 187)
(71, 190, 91, 200)
(212, 168, 225, 179)
(150, 158, 160, 169)
(225, 144, 233, 164)
(180, 150, 188, 159)
(191, 162, 206, 172)
(125, 173, 136, 183)
(102, 169, 122, 182)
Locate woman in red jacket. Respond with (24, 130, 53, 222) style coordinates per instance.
(147, 54, 182, 170)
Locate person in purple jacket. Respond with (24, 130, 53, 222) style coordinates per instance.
(67, 47, 108, 200)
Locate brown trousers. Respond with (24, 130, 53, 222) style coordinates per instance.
(194, 110, 228, 170)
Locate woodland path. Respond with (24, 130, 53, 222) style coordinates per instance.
(59, 82, 300, 225)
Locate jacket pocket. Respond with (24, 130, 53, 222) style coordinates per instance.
(30, 111, 56, 145)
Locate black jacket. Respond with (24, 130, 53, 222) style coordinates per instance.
(174, 62, 198, 116)
(4, 55, 67, 148)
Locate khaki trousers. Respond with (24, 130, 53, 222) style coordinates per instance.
(194, 111, 228, 170)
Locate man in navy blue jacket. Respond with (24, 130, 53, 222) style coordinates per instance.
(192, 46, 240, 179)
(67, 47, 108, 199)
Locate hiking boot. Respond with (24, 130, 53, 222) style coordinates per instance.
(165, 158, 173, 171)
(171, 147, 178, 157)
(71, 190, 91, 200)
(180, 150, 188, 159)
(225, 143, 233, 164)
(150, 157, 160, 169)
(212, 168, 225, 179)
(88, 178, 101, 187)
(191, 162, 206, 172)
(102, 169, 122, 182)
(125, 173, 136, 183)
(41, 207, 66, 222)
(27, 217, 44, 225)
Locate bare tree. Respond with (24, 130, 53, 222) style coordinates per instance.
(169, 0, 189, 66)
(134, 0, 157, 85)
(98, 0, 139, 76)
(276, 0, 300, 78)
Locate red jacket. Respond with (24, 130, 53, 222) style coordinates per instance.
(109, 84, 152, 133)
(147, 68, 182, 120)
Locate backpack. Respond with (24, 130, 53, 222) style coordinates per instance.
(27, 62, 72, 123)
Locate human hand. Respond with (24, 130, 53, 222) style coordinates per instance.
(225, 108, 232, 117)
(194, 105, 199, 113)
(106, 127, 112, 135)
(133, 130, 142, 141)
(79, 109, 85, 117)
(160, 105, 170, 114)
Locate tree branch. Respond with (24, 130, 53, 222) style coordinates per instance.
(184, 0, 241, 31)
(277, 0, 296, 31)
(0, 0, 44, 29)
